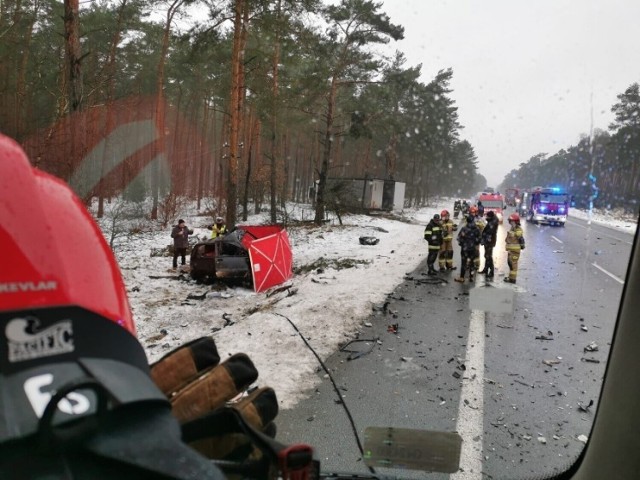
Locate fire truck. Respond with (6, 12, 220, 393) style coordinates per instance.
(518, 186, 569, 226)
(505, 188, 520, 207)
(477, 192, 506, 223)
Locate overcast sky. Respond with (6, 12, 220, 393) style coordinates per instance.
(379, 0, 640, 187)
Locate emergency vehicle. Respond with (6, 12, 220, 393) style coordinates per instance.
(477, 192, 506, 223)
(520, 186, 569, 226)
(505, 188, 520, 207)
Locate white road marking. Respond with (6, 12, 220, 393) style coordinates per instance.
(592, 262, 625, 285)
(451, 310, 485, 480)
(551, 235, 564, 244)
(566, 220, 633, 245)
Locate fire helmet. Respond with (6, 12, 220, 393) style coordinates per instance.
(433, 214, 441, 221)
(469, 206, 478, 215)
(0, 134, 167, 447)
(509, 212, 521, 223)
(440, 209, 449, 218)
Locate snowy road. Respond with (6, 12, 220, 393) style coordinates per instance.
(277, 214, 634, 479)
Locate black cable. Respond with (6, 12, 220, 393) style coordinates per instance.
(273, 313, 376, 475)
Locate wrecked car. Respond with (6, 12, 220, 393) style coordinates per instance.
(190, 229, 252, 283)
(190, 225, 293, 293)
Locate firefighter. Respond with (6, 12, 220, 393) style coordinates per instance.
(454, 214, 481, 283)
(479, 210, 499, 278)
(504, 212, 525, 284)
(467, 206, 485, 270)
(461, 200, 470, 217)
(453, 200, 462, 219)
(438, 209, 456, 271)
(210, 216, 228, 239)
(424, 213, 443, 275)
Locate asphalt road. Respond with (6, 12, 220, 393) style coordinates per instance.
(277, 213, 636, 480)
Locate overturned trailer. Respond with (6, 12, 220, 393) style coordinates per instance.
(323, 177, 406, 212)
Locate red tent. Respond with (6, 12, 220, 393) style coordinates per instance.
(239, 225, 293, 293)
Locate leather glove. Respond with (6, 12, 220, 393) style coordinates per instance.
(149, 337, 279, 462)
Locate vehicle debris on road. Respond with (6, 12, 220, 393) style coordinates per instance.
(584, 341, 599, 352)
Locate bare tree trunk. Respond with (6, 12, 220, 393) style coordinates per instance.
(152, 0, 183, 220)
(97, 0, 128, 218)
(269, 0, 282, 223)
(226, 0, 249, 229)
(64, 0, 83, 112)
(314, 76, 338, 224)
(15, 4, 37, 141)
(197, 99, 209, 210)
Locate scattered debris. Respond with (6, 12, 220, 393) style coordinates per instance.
(543, 359, 561, 366)
(387, 323, 399, 334)
(265, 282, 295, 297)
(580, 325, 589, 332)
(536, 334, 554, 341)
(359, 236, 380, 246)
(131, 286, 140, 292)
(514, 379, 534, 388)
(452, 371, 461, 379)
(146, 329, 168, 343)
(577, 434, 589, 443)
(584, 341, 599, 352)
(364, 322, 373, 327)
(496, 324, 513, 329)
(187, 291, 209, 301)
(340, 338, 378, 361)
(581, 357, 601, 364)
(578, 400, 594, 413)
(401, 357, 412, 362)
(522, 435, 532, 441)
(538, 436, 547, 444)
(222, 313, 235, 327)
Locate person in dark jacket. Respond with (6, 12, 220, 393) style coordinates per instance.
(424, 214, 443, 275)
(479, 210, 499, 278)
(477, 200, 485, 217)
(454, 215, 481, 283)
(453, 200, 462, 219)
(171, 219, 193, 269)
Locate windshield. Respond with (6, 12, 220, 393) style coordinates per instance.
(540, 194, 569, 203)
(1, 0, 639, 479)
(480, 200, 504, 209)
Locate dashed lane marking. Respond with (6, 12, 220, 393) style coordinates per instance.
(592, 262, 625, 285)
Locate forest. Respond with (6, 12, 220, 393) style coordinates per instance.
(499, 83, 640, 212)
(0, 0, 485, 227)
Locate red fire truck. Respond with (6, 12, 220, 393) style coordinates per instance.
(477, 192, 506, 223)
(520, 186, 569, 226)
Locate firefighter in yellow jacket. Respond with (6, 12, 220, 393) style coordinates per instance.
(210, 216, 228, 239)
(504, 212, 525, 284)
(438, 209, 456, 271)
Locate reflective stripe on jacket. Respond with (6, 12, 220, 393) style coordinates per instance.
(424, 221, 443, 250)
(505, 225, 524, 251)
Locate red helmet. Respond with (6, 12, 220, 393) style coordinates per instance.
(0, 135, 134, 333)
(469, 206, 478, 215)
(508, 212, 521, 223)
(440, 209, 449, 217)
(0, 134, 166, 445)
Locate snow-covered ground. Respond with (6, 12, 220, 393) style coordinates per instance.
(568, 207, 638, 234)
(97, 200, 637, 410)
